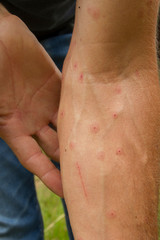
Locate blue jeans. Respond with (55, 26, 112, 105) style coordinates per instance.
(0, 33, 74, 240)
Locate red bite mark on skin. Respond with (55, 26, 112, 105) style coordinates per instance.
(108, 210, 117, 219)
(69, 141, 75, 150)
(60, 111, 64, 118)
(116, 148, 123, 155)
(78, 73, 84, 83)
(135, 70, 140, 78)
(73, 63, 78, 70)
(90, 123, 100, 134)
(87, 7, 100, 20)
(115, 87, 122, 94)
(76, 162, 88, 199)
(113, 113, 118, 119)
(97, 151, 105, 161)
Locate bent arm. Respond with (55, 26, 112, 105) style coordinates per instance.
(68, 0, 159, 74)
(59, 0, 160, 239)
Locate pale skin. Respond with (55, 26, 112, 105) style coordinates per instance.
(58, 0, 160, 239)
(0, 1, 160, 240)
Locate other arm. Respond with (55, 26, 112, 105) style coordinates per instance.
(0, 4, 63, 196)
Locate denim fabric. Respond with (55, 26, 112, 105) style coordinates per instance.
(0, 139, 44, 240)
(0, 33, 74, 240)
(41, 34, 72, 71)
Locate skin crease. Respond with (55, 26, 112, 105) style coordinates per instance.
(58, 0, 160, 239)
(0, 5, 63, 197)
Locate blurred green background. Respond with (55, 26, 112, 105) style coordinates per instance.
(35, 177, 69, 240)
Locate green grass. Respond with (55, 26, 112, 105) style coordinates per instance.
(35, 177, 69, 240)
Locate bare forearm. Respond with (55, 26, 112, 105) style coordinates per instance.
(59, 0, 160, 239)
(59, 83, 160, 240)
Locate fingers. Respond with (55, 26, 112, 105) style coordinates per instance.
(35, 125, 59, 162)
(8, 134, 63, 197)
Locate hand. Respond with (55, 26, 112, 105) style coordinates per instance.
(0, 13, 62, 196)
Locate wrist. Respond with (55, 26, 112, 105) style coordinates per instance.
(69, 34, 157, 76)
(64, 40, 159, 86)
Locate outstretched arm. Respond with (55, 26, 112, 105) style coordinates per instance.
(0, 4, 63, 197)
(58, 0, 160, 239)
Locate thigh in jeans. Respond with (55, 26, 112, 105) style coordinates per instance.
(0, 138, 44, 240)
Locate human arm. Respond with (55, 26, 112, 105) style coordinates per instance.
(0, 4, 63, 197)
(58, 0, 160, 239)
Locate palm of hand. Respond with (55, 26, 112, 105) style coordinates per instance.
(0, 15, 62, 196)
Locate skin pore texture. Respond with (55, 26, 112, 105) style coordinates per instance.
(58, 0, 160, 239)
